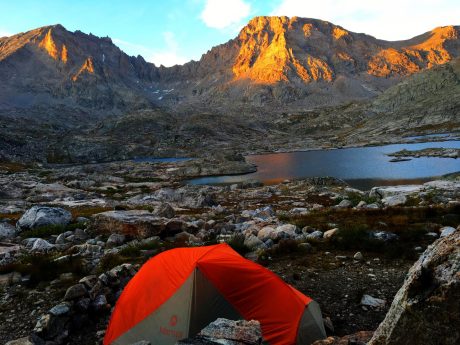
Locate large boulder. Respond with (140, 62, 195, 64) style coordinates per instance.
(368, 228, 460, 345)
(16, 206, 72, 231)
(91, 210, 165, 238)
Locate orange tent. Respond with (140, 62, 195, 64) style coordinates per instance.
(104, 244, 326, 345)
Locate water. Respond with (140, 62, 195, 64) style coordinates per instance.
(189, 141, 460, 190)
(133, 157, 191, 163)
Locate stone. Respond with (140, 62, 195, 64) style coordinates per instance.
(360, 294, 386, 309)
(106, 233, 126, 247)
(55, 233, 66, 244)
(370, 231, 399, 242)
(439, 226, 456, 238)
(306, 230, 323, 240)
(74, 228, 88, 240)
(356, 201, 367, 208)
(0, 222, 17, 240)
(64, 283, 87, 300)
(257, 226, 277, 241)
(323, 228, 338, 240)
(381, 194, 407, 207)
(92, 210, 165, 238)
(353, 252, 364, 261)
(79, 275, 98, 289)
(92, 294, 108, 312)
(5, 337, 34, 345)
(244, 234, 266, 250)
(275, 224, 297, 238)
(154, 203, 175, 218)
(49, 303, 70, 316)
(31, 238, 55, 252)
(16, 206, 72, 230)
(368, 228, 460, 345)
(336, 199, 352, 208)
(198, 318, 262, 345)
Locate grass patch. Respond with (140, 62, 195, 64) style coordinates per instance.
(0, 253, 85, 286)
(21, 222, 85, 238)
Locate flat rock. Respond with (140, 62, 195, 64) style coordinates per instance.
(92, 210, 165, 238)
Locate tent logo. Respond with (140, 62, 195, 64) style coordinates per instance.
(169, 315, 178, 327)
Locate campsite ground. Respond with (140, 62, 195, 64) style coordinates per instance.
(0, 161, 458, 344)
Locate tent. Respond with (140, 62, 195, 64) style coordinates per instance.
(104, 243, 326, 345)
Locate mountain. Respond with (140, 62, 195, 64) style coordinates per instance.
(0, 17, 459, 163)
(0, 24, 160, 115)
(1, 17, 459, 113)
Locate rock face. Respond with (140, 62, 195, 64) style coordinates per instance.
(368, 229, 460, 345)
(16, 206, 72, 230)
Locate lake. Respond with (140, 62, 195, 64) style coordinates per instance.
(189, 141, 460, 190)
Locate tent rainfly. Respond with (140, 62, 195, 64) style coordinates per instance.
(104, 243, 326, 345)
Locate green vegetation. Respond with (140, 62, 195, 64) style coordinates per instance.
(21, 222, 85, 238)
(21, 222, 86, 238)
(226, 234, 250, 256)
(0, 253, 85, 286)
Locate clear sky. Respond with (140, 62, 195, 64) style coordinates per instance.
(0, 0, 459, 67)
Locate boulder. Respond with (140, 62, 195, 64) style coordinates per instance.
(64, 283, 87, 300)
(106, 233, 126, 247)
(92, 210, 165, 238)
(381, 194, 407, 207)
(257, 226, 277, 241)
(153, 203, 175, 218)
(323, 228, 339, 240)
(336, 199, 352, 208)
(244, 235, 265, 250)
(177, 318, 262, 345)
(368, 228, 460, 345)
(16, 206, 72, 231)
(305, 230, 323, 241)
(31, 238, 55, 252)
(0, 222, 17, 240)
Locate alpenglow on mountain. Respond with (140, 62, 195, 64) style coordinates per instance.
(1, 16, 459, 112)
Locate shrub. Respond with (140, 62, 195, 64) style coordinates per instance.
(21, 222, 85, 238)
(227, 234, 250, 256)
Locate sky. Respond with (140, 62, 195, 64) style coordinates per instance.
(0, 0, 459, 67)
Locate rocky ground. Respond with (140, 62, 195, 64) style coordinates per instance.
(0, 159, 459, 344)
(388, 147, 460, 160)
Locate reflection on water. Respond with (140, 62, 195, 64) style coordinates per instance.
(189, 141, 460, 190)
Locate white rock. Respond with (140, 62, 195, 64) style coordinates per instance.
(323, 228, 339, 240)
(382, 194, 407, 207)
(16, 206, 72, 231)
(31, 238, 55, 252)
(439, 226, 456, 238)
(361, 294, 386, 308)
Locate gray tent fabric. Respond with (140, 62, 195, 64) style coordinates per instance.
(111, 267, 325, 345)
(296, 300, 327, 344)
